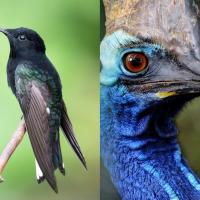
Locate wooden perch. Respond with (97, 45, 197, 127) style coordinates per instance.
(0, 119, 26, 182)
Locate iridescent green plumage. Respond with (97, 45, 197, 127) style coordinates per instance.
(15, 64, 64, 176)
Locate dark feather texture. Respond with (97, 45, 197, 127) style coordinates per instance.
(21, 83, 57, 192)
(0, 27, 86, 192)
(61, 100, 87, 169)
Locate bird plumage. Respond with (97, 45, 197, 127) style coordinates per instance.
(100, 28, 200, 199)
(0, 27, 86, 192)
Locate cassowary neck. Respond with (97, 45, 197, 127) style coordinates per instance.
(101, 85, 200, 200)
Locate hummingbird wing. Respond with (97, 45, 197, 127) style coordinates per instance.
(18, 82, 58, 193)
(60, 100, 87, 169)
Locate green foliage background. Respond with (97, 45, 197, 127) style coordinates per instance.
(0, 0, 99, 199)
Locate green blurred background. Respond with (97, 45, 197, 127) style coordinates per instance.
(0, 0, 99, 199)
(101, 0, 200, 198)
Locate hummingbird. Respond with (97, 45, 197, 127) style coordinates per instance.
(0, 27, 86, 193)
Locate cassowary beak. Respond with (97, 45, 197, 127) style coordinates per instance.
(155, 81, 200, 99)
(156, 55, 200, 99)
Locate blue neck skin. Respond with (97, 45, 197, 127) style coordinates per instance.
(101, 84, 200, 200)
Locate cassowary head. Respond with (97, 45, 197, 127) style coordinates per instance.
(100, 0, 200, 137)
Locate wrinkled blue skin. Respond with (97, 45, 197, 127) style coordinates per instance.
(100, 30, 200, 200)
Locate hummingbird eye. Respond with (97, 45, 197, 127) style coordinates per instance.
(122, 52, 149, 75)
(18, 34, 27, 41)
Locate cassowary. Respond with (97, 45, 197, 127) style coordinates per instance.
(100, 0, 200, 199)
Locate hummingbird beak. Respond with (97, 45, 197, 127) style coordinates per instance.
(0, 28, 9, 35)
(0, 28, 13, 39)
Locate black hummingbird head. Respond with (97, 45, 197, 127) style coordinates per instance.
(0, 27, 46, 58)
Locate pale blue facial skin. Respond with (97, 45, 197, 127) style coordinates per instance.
(100, 29, 163, 86)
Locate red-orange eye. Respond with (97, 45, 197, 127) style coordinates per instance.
(123, 52, 148, 74)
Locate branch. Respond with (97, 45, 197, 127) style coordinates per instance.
(0, 119, 26, 182)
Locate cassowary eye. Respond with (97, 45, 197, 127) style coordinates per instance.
(122, 52, 148, 74)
